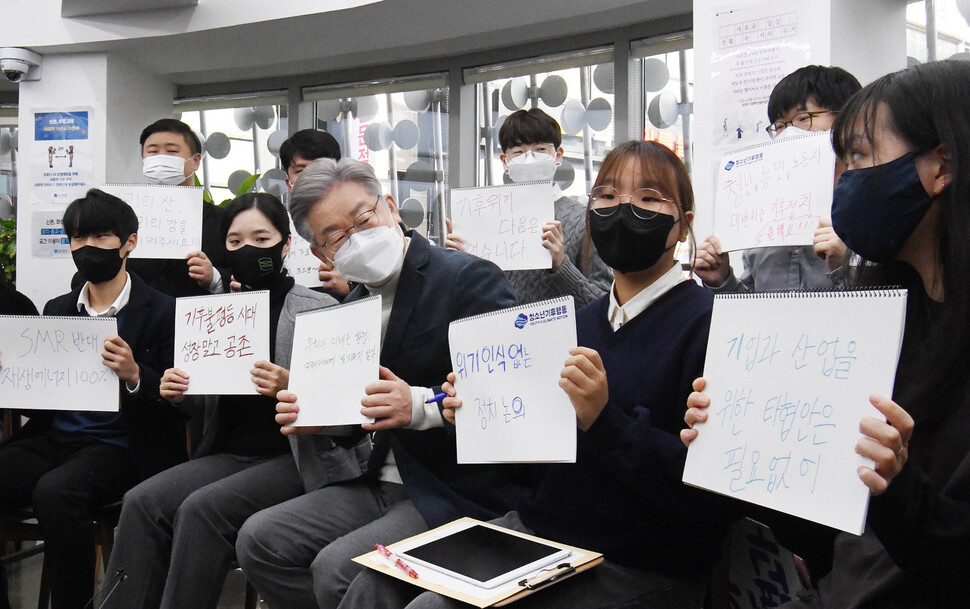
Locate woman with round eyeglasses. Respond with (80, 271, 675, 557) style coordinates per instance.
(363, 141, 738, 609)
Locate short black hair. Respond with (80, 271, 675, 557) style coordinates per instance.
(767, 65, 862, 123)
(221, 193, 290, 243)
(139, 118, 202, 155)
(63, 189, 138, 243)
(498, 108, 562, 152)
(279, 129, 341, 171)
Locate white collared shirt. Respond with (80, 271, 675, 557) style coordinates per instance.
(77, 272, 132, 316)
(607, 263, 686, 331)
(76, 273, 139, 393)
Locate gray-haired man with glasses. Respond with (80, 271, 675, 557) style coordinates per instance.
(694, 65, 862, 293)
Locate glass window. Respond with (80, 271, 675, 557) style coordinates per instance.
(468, 48, 615, 199)
(906, 0, 970, 63)
(634, 32, 694, 172)
(178, 101, 289, 205)
(305, 74, 449, 241)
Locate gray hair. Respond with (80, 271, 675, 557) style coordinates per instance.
(288, 157, 383, 245)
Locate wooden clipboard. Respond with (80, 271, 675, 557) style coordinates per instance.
(353, 517, 604, 607)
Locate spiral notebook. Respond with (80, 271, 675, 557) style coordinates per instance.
(449, 297, 577, 463)
(712, 131, 837, 252)
(682, 289, 908, 535)
(99, 183, 204, 259)
(0, 315, 119, 411)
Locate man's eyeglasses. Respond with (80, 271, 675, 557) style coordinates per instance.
(766, 110, 838, 139)
(320, 196, 384, 255)
(587, 186, 676, 219)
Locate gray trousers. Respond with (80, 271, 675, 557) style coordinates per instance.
(338, 512, 708, 609)
(235, 479, 421, 609)
(101, 453, 305, 609)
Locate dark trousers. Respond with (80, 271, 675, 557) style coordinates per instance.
(0, 431, 138, 609)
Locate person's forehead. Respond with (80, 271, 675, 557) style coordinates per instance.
(308, 182, 375, 230)
(143, 131, 190, 149)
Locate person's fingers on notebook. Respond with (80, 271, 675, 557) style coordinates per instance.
(560, 348, 609, 431)
(251, 360, 289, 395)
(856, 395, 913, 495)
(160, 368, 189, 404)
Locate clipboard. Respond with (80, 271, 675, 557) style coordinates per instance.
(353, 517, 604, 607)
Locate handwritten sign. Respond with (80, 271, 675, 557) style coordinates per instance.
(100, 184, 204, 259)
(288, 295, 380, 426)
(283, 219, 324, 288)
(713, 131, 836, 251)
(0, 315, 119, 411)
(682, 290, 907, 534)
(174, 291, 270, 395)
(448, 182, 554, 271)
(449, 297, 577, 463)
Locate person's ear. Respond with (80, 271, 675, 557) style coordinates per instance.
(384, 194, 404, 226)
(185, 152, 202, 176)
(555, 146, 564, 166)
(281, 234, 292, 260)
(918, 144, 952, 198)
(680, 211, 694, 242)
(123, 232, 138, 257)
(500, 153, 509, 172)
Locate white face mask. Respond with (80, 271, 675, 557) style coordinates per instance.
(332, 224, 405, 287)
(774, 125, 815, 141)
(505, 151, 558, 183)
(143, 154, 189, 185)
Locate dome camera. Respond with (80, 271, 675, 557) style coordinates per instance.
(0, 48, 42, 83)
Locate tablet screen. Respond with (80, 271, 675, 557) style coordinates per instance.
(397, 524, 569, 589)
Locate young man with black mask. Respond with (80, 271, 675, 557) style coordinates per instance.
(0, 189, 184, 609)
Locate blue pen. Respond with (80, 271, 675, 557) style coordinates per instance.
(425, 392, 447, 404)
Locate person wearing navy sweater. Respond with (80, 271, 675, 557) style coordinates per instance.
(338, 141, 737, 609)
(0, 189, 184, 609)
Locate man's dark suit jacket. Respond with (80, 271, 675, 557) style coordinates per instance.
(342, 231, 533, 528)
(26, 272, 187, 480)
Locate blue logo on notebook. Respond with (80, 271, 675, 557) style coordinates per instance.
(514, 313, 528, 329)
(724, 160, 735, 171)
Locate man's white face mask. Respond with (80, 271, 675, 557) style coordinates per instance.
(505, 151, 558, 183)
(143, 154, 189, 186)
(773, 125, 815, 141)
(332, 225, 405, 287)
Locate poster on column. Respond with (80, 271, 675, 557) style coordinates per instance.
(710, 2, 813, 158)
(28, 108, 95, 207)
(175, 291, 270, 395)
(682, 290, 908, 535)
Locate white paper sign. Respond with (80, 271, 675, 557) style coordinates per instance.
(713, 131, 836, 252)
(284, 219, 324, 288)
(0, 315, 119, 411)
(174, 291, 270, 395)
(448, 182, 554, 271)
(682, 290, 908, 535)
(449, 297, 577, 463)
(100, 184, 204, 260)
(288, 295, 381, 426)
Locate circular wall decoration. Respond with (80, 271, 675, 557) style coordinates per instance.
(364, 122, 393, 151)
(204, 132, 231, 159)
(642, 58, 671, 93)
(227, 169, 253, 194)
(399, 197, 426, 229)
(266, 129, 288, 157)
(593, 63, 615, 94)
(538, 75, 568, 107)
(392, 120, 420, 150)
(501, 78, 529, 111)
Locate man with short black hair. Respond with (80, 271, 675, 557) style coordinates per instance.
(127, 119, 229, 298)
(445, 108, 612, 308)
(694, 65, 862, 292)
(0, 189, 184, 609)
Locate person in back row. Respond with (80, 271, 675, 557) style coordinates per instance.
(694, 65, 861, 292)
(0, 189, 184, 609)
(445, 108, 612, 308)
(279, 128, 352, 299)
(127, 118, 229, 298)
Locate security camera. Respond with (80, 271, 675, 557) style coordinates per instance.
(0, 48, 42, 83)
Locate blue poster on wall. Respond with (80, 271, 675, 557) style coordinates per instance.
(34, 111, 89, 141)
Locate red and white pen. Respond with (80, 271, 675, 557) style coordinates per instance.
(375, 543, 419, 579)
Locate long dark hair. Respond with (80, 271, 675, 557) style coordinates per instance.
(830, 60, 970, 412)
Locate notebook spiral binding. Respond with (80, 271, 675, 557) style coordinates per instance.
(713, 287, 905, 299)
(176, 289, 270, 303)
(294, 293, 380, 317)
(452, 295, 574, 325)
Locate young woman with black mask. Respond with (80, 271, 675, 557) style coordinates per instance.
(100, 193, 339, 609)
(684, 60, 970, 607)
(337, 141, 737, 609)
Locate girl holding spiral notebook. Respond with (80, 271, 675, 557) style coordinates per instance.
(685, 60, 970, 608)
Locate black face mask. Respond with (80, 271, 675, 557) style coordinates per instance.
(831, 152, 935, 263)
(588, 206, 678, 273)
(72, 245, 125, 284)
(226, 241, 286, 289)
